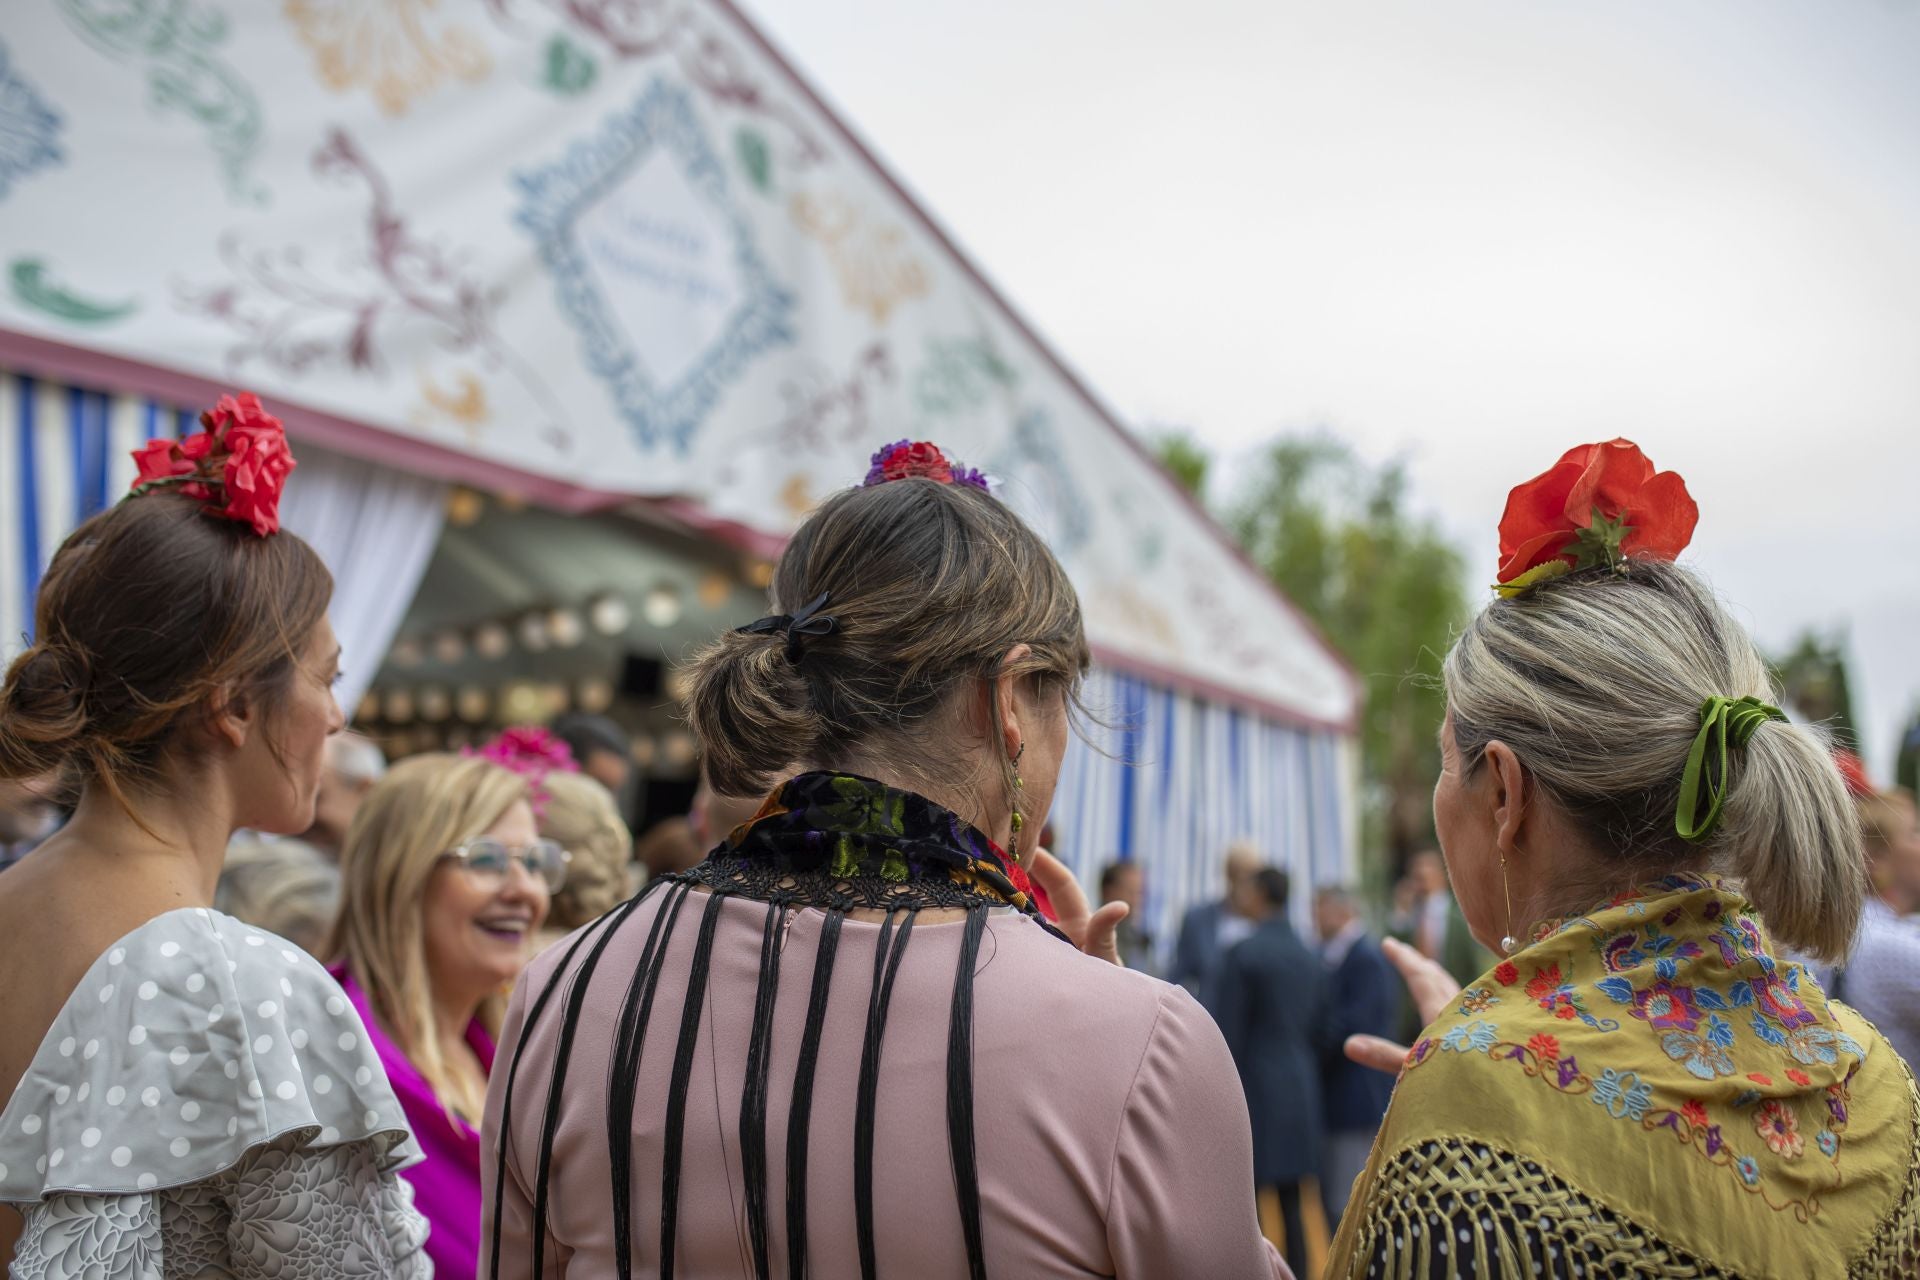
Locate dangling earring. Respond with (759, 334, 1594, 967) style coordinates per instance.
(1008, 741, 1026, 864)
(1499, 852, 1517, 955)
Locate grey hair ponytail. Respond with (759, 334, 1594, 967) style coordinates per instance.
(1444, 559, 1863, 960)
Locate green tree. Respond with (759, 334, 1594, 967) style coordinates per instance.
(1771, 631, 1861, 753)
(1896, 707, 1920, 796)
(1157, 432, 1471, 881)
(1150, 428, 1210, 500)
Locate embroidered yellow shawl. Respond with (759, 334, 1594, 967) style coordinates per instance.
(1327, 875, 1920, 1279)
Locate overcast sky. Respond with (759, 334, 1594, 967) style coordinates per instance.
(744, 0, 1920, 778)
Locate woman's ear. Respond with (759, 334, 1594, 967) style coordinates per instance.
(993, 643, 1034, 759)
(206, 684, 255, 753)
(1483, 740, 1529, 856)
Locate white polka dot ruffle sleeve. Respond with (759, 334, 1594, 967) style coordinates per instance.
(0, 906, 420, 1203)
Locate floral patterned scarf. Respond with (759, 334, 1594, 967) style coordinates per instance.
(684, 770, 1059, 927)
(1327, 874, 1920, 1278)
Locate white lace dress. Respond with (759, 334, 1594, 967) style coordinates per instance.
(0, 908, 432, 1277)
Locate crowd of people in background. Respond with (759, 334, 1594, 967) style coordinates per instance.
(2, 415, 1918, 1277)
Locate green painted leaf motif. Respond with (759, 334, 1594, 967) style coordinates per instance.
(735, 127, 772, 194)
(9, 258, 137, 326)
(55, 0, 265, 203)
(542, 35, 596, 96)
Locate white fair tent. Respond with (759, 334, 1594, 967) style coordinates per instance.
(0, 0, 1358, 944)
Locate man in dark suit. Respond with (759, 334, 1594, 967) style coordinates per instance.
(1167, 841, 1261, 1013)
(1215, 868, 1326, 1277)
(1312, 885, 1397, 1226)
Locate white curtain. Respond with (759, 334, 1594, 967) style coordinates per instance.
(0, 368, 443, 718)
(277, 445, 446, 718)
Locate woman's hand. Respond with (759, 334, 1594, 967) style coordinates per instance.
(1344, 937, 1465, 1075)
(1025, 848, 1129, 966)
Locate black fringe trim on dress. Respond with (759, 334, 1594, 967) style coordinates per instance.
(607, 881, 696, 1279)
(947, 904, 990, 1280)
(659, 889, 731, 1279)
(855, 908, 919, 1280)
(784, 907, 845, 1280)
(740, 898, 790, 1279)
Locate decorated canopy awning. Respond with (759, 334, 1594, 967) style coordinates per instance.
(0, 0, 1357, 734)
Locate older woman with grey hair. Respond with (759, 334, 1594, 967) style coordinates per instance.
(1328, 440, 1918, 1279)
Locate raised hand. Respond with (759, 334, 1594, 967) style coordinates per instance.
(1025, 847, 1130, 967)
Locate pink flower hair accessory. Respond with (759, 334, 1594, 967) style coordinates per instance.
(467, 725, 581, 816)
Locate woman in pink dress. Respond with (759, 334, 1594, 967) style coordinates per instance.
(482, 442, 1288, 1279)
(329, 753, 564, 1279)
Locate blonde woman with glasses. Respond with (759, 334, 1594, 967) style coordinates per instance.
(329, 753, 568, 1280)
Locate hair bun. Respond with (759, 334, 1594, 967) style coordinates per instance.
(0, 640, 90, 776)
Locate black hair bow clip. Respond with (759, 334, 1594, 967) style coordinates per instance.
(735, 591, 837, 664)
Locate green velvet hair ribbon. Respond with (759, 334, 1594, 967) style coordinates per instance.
(1676, 694, 1787, 842)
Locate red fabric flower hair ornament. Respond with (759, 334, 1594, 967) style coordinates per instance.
(128, 392, 297, 536)
(862, 440, 991, 491)
(1495, 439, 1698, 597)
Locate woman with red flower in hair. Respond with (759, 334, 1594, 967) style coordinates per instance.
(483, 440, 1290, 1279)
(0, 396, 430, 1276)
(1326, 440, 1918, 1278)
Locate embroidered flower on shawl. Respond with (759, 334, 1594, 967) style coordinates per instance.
(1750, 969, 1816, 1030)
(1827, 1086, 1849, 1126)
(1406, 1038, 1437, 1070)
(1555, 1055, 1582, 1089)
(1817, 1129, 1839, 1157)
(1591, 1068, 1653, 1121)
(822, 774, 908, 836)
(1786, 1068, 1812, 1087)
(1460, 987, 1499, 1015)
(1782, 1025, 1862, 1068)
(1661, 1014, 1736, 1081)
(1631, 979, 1704, 1032)
(1735, 1155, 1761, 1186)
(1755, 1101, 1804, 1158)
(1494, 961, 1520, 986)
(1680, 1099, 1710, 1129)
(1442, 1020, 1499, 1053)
(1525, 963, 1585, 1021)
(1526, 1033, 1561, 1062)
(1704, 1124, 1727, 1157)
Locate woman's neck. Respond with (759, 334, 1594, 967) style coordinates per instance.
(1514, 850, 1710, 941)
(47, 772, 239, 907)
(429, 986, 485, 1051)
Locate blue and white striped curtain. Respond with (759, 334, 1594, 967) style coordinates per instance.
(0, 371, 185, 653)
(1, 368, 448, 715)
(1051, 668, 1352, 961)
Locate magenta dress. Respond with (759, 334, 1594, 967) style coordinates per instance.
(334, 965, 496, 1280)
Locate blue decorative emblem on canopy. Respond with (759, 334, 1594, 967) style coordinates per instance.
(515, 78, 793, 452)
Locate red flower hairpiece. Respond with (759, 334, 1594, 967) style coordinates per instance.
(1495, 439, 1698, 597)
(129, 392, 297, 536)
(863, 440, 991, 491)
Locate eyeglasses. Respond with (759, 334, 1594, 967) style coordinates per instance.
(441, 838, 570, 893)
